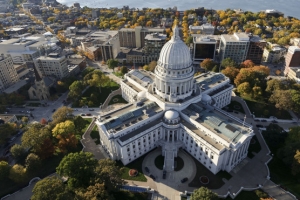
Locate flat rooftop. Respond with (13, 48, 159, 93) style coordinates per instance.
(194, 72, 227, 91)
(123, 80, 142, 92)
(182, 102, 252, 144)
(126, 70, 154, 88)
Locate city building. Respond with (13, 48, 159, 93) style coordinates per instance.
(192, 35, 220, 62)
(219, 32, 250, 64)
(284, 46, 300, 82)
(96, 27, 253, 175)
(33, 53, 69, 79)
(92, 9, 100, 18)
(264, 9, 284, 17)
(143, 33, 167, 63)
(246, 35, 266, 64)
(118, 26, 165, 48)
(290, 38, 300, 47)
(189, 23, 215, 35)
(263, 43, 286, 63)
(0, 54, 19, 92)
(117, 12, 123, 18)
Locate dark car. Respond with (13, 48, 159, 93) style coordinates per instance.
(181, 177, 188, 183)
(272, 120, 278, 123)
(81, 113, 86, 116)
(254, 119, 260, 122)
(52, 109, 56, 112)
(89, 109, 94, 111)
(86, 113, 92, 116)
(261, 119, 267, 122)
(256, 124, 263, 128)
(145, 167, 150, 173)
(150, 174, 156, 180)
(163, 170, 166, 179)
(29, 108, 35, 111)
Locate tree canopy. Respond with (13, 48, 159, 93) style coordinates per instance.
(107, 59, 119, 72)
(52, 106, 73, 125)
(190, 187, 218, 200)
(200, 59, 216, 72)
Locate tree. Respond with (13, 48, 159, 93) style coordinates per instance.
(56, 152, 98, 188)
(0, 123, 15, 144)
(185, 36, 193, 45)
(221, 67, 240, 82)
(148, 61, 157, 72)
(52, 120, 75, 137)
(93, 159, 123, 193)
(0, 161, 10, 181)
(25, 153, 41, 174)
(237, 82, 251, 95)
(52, 106, 73, 125)
(200, 59, 216, 71)
(10, 144, 27, 161)
(262, 123, 287, 152)
(292, 150, 300, 176)
(9, 164, 27, 183)
(32, 176, 73, 200)
(68, 81, 84, 100)
(75, 183, 112, 200)
(269, 90, 293, 111)
(107, 59, 118, 72)
(120, 66, 128, 75)
(73, 116, 88, 134)
(221, 57, 237, 68)
(190, 187, 218, 200)
(40, 118, 47, 125)
(241, 60, 255, 68)
(21, 116, 29, 124)
(86, 71, 109, 93)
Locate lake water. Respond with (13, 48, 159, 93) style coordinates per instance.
(57, 0, 300, 19)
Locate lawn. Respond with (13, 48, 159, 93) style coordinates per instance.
(226, 101, 245, 114)
(186, 150, 224, 189)
(116, 153, 148, 182)
(108, 94, 128, 105)
(247, 136, 262, 158)
(245, 99, 292, 119)
(73, 80, 119, 107)
(90, 126, 100, 145)
(225, 191, 260, 200)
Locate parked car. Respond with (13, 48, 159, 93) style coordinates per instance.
(86, 113, 92, 116)
(145, 167, 150, 173)
(256, 124, 263, 128)
(81, 113, 86, 116)
(163, 170, 166, 179)
(52, 109, 56, 112)
(89, 109, 94, 111)
(150, 174, 156, 180)
(181, 177, 188, 183)
(261, 119, 267, 122)
(29, 108, 34, 111)
(271, 120, 278, 123)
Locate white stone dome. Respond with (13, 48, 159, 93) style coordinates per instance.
(157, 26, 192, 70)
(164, 110, 179, 120)
(201, 94, 212, 102)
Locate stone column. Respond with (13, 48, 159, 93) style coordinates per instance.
(167, 130, 170, 142)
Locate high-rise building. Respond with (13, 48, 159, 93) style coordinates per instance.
(118, 26, 165, 48)
(246, 35, 266, 64)
(0, 54, 19, 92)
(284, 46, 300, 82)
(92, 9, 100, 18)
(192, 35, 220, 62)
(143, 33, 167, 63)
(219, 33, 250, 64)
(33, 53, 69, 79)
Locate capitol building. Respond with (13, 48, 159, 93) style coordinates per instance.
(96, 26, 254, 174)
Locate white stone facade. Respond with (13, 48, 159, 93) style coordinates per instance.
(96, 27, 254, 175)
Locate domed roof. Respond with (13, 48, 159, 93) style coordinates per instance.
(157, 26, 192, 70)
(202, 94, 212, 102)
(164, 110, 179, 120)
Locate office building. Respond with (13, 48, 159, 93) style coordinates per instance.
(263, 43, 286, 63)
(284, 46, 300, 82)
(143, 33, 167, 63)
(193, 35, 220, 61)
(189, 23, 215, 35)
(119, 26, 165, 48)
(219, 33, 250, 64)
(246, 35, 266, 64)
(0, 54, 19, 92)
(96, 26, 253, 175)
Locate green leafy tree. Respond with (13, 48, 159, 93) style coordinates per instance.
(0, 123, 15, 144)
(269, 90, 294, 111)
(52, 120, 75, 137)
(32, 176, 73, 200)
(120, 66, 128, 75)
(21, 116, 29, 124)
(237, 82, 251, 95)
(185, 36, 193, 45)
(86, 71, 109, 93)
(10, 144, 27, 161)
(200, 58, 216, 71)
(56, 152, 98, 188)
(75, 183, 112, 200)
(52, 106, 73, 125)
(68, 81, 84, 100)
(190, 187, 218, 200)
(221, 57, 237, 68)
(73, 116, 88, 134)
(148, 61, 157, 72)
(221, 67, 240, 82)
(25, 153, 41, 174)
(107, 59, 118, 72)
(0, 161, 10, 181)
(9, 164, 27, 183)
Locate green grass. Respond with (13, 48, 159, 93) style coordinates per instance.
(73, 80, 119, 107)
(116, 153, 149, 182)
(225, 191, 260, 200)
(108, 94, 128, 105)
(226, 101, 245, 114)
(90, 127, 100, 145)
(216, 170, 232, 180)
(245, 99, 292, 119)
(268, 156, 300, 198)
(154, 155, 164, 170)
(114, 191, 150, 200)
(247, 136, 262, 158)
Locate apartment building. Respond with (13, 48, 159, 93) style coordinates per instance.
(143, 33, 167, 63)
(0, 55, 19, 92)
(284, 46, 300, 82)
(263, 43, 286, 63)
(119, 26, 165, 48)
(246, 35, 266, 64)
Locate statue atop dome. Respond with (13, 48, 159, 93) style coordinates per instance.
(171, 25, 180, 41)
